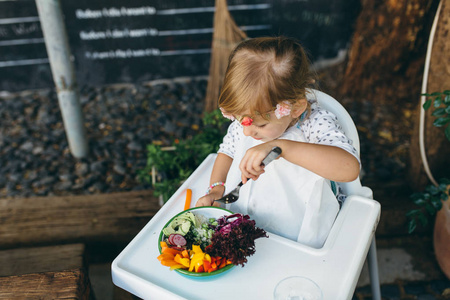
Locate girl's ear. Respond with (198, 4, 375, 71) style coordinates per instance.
(291, 99, 307, 118)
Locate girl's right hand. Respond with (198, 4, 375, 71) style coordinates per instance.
(239, 143, 276, 183)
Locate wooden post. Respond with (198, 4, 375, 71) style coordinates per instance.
(35, 0, 88, 158)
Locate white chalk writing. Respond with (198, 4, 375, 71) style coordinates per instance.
(80, 28, 158, 40)
(11, 23, 40, 36)
(76, 9, 102, 19)
(76, 7, 156, 19)
(0, 22, 40, 39)
(85, 48, 160, 60)
(301, 11, 337, 27)
(0, 26, 8, 38)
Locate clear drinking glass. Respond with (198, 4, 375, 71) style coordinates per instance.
(273, 276, 323, 300)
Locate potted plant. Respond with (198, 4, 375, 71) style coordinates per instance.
(407, 90, 450, 279)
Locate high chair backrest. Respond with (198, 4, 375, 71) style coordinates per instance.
(307, 89, 373, 199)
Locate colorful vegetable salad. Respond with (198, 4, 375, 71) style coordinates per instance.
(158, 211, 267, 273)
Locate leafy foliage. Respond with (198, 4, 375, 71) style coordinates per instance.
(206, 214, 268, 267)
(138, 109, 230, 202)
(407, 178, 450, 234)
(407, 89, 450, 233)
(422, 90, 450, 141)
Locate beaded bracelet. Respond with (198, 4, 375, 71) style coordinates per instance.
(206, 181, 225, 195)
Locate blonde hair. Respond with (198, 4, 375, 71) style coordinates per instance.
(218, 36, 316, 119)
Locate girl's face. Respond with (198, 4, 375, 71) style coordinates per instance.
(223, 99, 307, 142)
(241, 102, 306, 142)
(241, 113, 293, 142)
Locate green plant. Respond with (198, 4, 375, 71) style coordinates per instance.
(407, 90, 450, 233)
(422, 90, 450, 141)
(138, 109, 230, 202)
(407, 178, 450, 233)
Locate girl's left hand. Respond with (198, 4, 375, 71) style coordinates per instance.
(239, 143, 277, 183)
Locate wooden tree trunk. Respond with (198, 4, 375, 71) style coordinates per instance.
(340, 0, 437, 101)
(335, 0, 440, 190)
(410, 0, 450, 189)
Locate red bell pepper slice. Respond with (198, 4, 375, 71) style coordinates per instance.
(196, 265, 204, 273)
(203, 260, 212, 272)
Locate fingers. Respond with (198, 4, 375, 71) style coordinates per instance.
(241, 173, 261, 184)
(239, 148, 266, 182)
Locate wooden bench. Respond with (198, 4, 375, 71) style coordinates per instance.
(0, 244, 92, 299)
(0, 190, 160, 249)
(0, 190, 160, 299)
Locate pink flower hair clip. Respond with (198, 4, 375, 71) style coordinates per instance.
(274, 101, 292, 119)
(219, 107, 235, 121)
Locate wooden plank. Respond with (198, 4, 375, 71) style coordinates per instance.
(0, 269, 92, 299)
(0, 244, 85, 277)
(0, 190, 161, 249)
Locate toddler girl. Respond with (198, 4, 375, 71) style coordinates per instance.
(196, 37, 360, 248)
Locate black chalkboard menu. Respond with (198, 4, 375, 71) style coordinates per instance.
(0, 0, 360, 92)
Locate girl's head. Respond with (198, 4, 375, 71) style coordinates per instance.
(218, 36, 316, 141)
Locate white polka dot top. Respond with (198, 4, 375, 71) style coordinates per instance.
(218, 100, 360, 165)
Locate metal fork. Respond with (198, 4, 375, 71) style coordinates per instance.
(214, 146, 282, 204)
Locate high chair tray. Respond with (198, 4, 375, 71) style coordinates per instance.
(111, 154, 380, 300)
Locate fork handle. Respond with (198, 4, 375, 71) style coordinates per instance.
(261, 146, 282, 166)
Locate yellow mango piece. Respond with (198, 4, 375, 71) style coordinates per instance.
(192, 245, 203, 254)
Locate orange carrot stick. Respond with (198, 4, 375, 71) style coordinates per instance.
(184, 189, 192, 211)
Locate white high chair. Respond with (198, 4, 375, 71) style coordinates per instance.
(110, 89, 381, 300)
(309, 89, 381, 300)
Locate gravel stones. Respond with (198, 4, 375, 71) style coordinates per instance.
(0, 79, 206, 198)
(0, 77, 407, 198)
